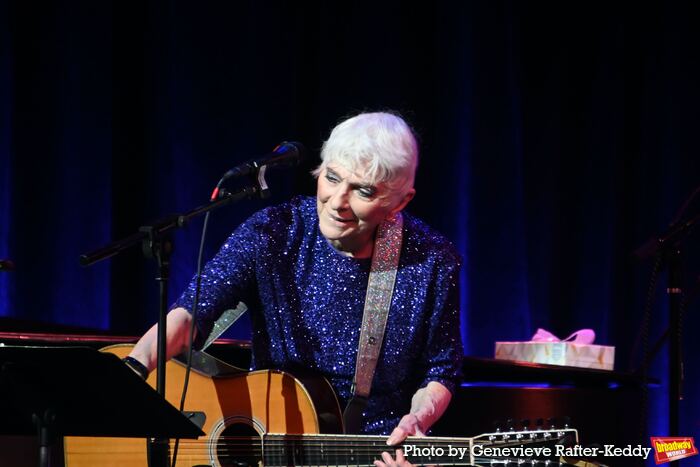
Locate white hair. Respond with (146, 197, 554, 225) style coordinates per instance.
(313, 112, 419, 193)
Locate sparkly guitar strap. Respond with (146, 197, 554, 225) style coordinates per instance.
(342, 212, 404, 434)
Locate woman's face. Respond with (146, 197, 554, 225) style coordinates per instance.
(316, 163, 414, 258)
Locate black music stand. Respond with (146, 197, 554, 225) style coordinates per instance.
(0, 346, 204, 467)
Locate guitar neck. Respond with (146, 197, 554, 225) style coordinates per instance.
(262, 429, 577, 466)
(263, 434, 473, 466)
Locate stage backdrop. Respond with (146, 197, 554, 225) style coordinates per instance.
(1, 0, 699, 451)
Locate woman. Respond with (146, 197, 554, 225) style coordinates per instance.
(127, 111, 463, 466)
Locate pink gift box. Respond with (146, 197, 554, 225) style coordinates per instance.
(495, 341, 615, 370)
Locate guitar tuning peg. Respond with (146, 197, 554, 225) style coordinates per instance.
(535, 418, 544, 430)
(561, 416, 571, 428)
(520, 419, 531, 430)
(546, 417, 555, 428)
(506, 418, 516, 431)
(489, 419, 502, 442)
(492, 419, 503, 433)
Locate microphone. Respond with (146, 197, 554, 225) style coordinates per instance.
(221, 141, 306, 181)
(0, 259, 15, 271)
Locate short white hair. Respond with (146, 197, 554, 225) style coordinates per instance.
(313, 112, 419, 193)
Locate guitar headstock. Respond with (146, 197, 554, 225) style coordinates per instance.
(470, 418, 579, 465)
(474, 426, 579, 446)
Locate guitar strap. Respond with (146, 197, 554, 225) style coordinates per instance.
(342, 212, 404, 434)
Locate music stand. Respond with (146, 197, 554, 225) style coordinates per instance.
(0, 345, 204, 467)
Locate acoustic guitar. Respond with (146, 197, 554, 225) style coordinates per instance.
(63, 344, 578, 466)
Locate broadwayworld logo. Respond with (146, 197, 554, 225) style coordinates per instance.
(650, 437, 698, 464)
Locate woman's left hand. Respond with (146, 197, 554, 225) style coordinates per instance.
(374, 448, 415, 467)
(374, 413, 423, 466)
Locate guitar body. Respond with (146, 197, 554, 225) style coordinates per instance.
(63, 344, 343, 467)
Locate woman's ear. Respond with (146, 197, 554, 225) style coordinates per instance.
(390, 188, 416, 216)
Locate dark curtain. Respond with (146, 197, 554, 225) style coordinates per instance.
(1, 0, 699, 445)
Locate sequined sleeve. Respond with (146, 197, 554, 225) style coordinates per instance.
(172, 209, 268, 346)
(419, 255, 464, 395)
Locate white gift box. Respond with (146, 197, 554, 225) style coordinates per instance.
(495, 341, 615, 371)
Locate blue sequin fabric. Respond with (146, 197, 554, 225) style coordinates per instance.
(174, 196, 463, 434)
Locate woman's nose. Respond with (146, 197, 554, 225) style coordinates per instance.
(329, 185, 350, 211)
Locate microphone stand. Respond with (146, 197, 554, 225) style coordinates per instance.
(80, 180, 267, 467)
(635, 212, 699, 449)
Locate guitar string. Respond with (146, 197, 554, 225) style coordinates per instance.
(159, 434, 564, 446)
(165, 436, 562, 445)
(80, 444, 558, 464)
(163, 448, 549, 466)
(74, 444, 560, 464)
(176, 434, 560, 441)
(164, 440, 477, 449)
(170, 437, 558, 447)
(96, 451, 477, 467)
(162, 443, 560, 456)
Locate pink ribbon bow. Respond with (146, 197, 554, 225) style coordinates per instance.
(531, 328, 596, 345)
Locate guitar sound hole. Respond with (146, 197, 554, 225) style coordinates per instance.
(216, 423, 262, 467)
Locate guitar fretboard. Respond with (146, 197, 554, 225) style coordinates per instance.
(262, 435, 472, 466)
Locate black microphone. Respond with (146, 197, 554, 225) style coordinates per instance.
(221, 141, 306, 181)
(0, 259, 15, 271)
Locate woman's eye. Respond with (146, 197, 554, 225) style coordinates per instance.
(325, 174, 339, 183)
(358, 188, 375, 198)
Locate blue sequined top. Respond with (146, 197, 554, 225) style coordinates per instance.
(174, 196, 463, 434)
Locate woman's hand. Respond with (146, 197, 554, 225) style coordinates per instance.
(374, 448, 415, 467)
(374, 382, 452, 467)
